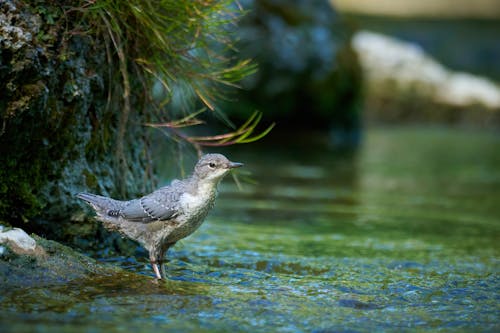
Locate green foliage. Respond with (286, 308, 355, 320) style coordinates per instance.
(80, 0, 266, 191)
(146, 110, 275, 151)
(85, 0, 256, 116)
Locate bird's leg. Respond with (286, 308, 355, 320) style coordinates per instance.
(158, 242, 176, 279)
(149, 249, 164, 279)
(159, 259, 167, 280)
(150, 242, 176, 280)
(151, 259, 168, 280)
(151, 260, 163, 280)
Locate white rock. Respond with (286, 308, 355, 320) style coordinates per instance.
(438, 72, 500, 108)
(352, 30, 500, 109)
(0, 227, 37, 251)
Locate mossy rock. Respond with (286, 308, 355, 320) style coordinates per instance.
(0, 0, 155, 249)
(0, 233, 122, 289)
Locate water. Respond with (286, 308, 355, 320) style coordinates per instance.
(1, 126, 499, 332)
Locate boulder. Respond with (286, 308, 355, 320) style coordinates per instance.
(228, 0, 363, 145)
(352, 30, 500, 125)
(0, 0, 154, 248)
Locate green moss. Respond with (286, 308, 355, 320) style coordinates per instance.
(83, 169, 99, 189)
(0, 1, 144, 239)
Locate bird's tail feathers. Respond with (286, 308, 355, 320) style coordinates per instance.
(76, 192, 122, 217)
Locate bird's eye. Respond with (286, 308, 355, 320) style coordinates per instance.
(208, 162, 216, 168)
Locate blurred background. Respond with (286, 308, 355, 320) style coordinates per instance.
(224, 0, 500, 138)
(1, 0, 499, 331)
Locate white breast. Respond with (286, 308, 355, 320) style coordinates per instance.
(179, 192, 206, 210)
(179, 182, 217, 219)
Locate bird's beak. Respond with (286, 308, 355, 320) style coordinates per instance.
(228, 161, 243, 169)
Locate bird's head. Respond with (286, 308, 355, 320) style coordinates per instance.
(194, 153, 243, 183)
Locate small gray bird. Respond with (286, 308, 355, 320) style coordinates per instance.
(77, 153, 242, 279)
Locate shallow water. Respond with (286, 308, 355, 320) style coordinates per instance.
(1, 126, 499, 332)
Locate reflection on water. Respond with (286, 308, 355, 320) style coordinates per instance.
(1, 127, 499, 332)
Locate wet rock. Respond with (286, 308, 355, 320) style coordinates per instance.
(0, 0, 155, 249)
(0, 225, 121, 289)
(228, 0, 363, 143)
(0, 0, 36, 51)
(353, 30, 500, 125)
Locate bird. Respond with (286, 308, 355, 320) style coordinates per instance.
(76, 153, 243, 279)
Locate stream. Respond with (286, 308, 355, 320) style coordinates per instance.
(1, 126, 499, 332)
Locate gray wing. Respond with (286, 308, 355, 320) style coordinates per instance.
(120, 188, 179, 223)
